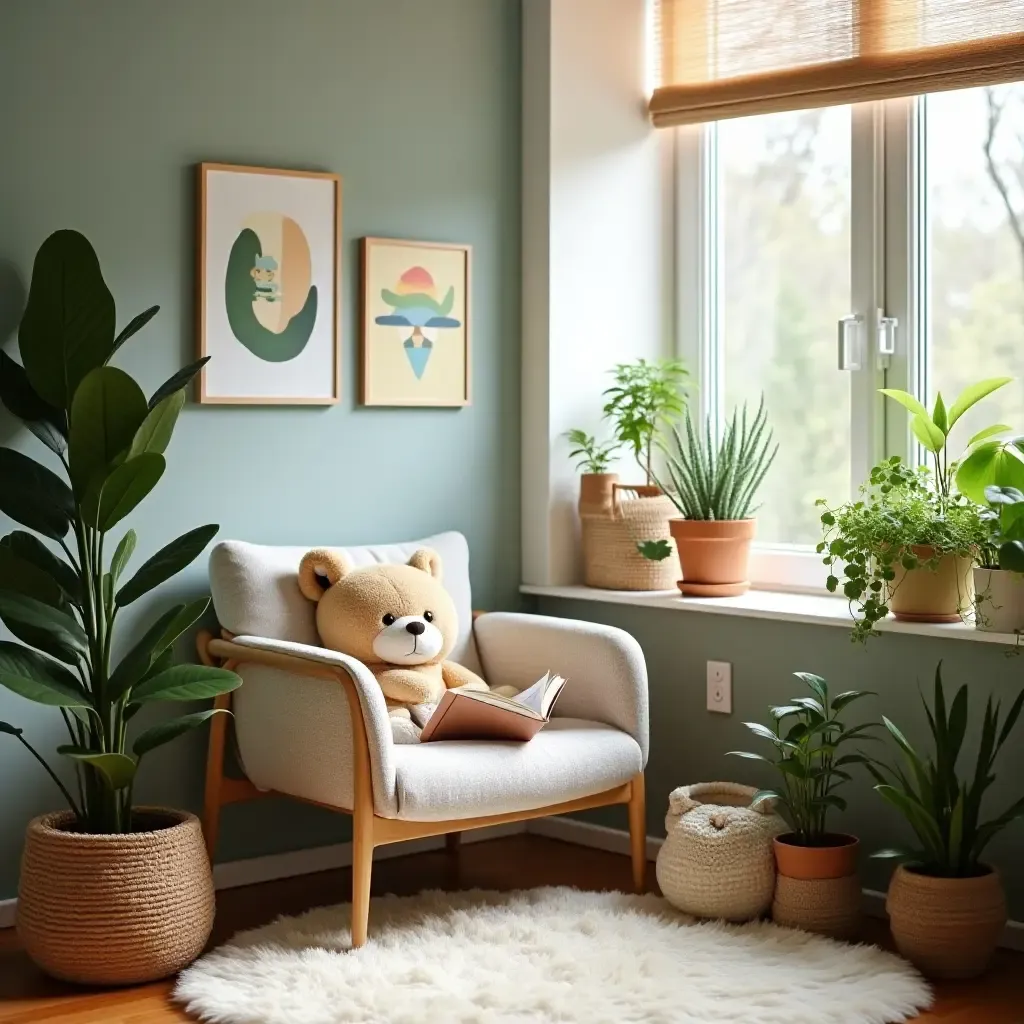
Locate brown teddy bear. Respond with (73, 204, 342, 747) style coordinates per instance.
(297, 547, 497, 743)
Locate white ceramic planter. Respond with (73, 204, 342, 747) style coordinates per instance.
(973, 567, 1024, 633)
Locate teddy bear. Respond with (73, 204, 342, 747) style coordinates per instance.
(297, 546, 502, 743)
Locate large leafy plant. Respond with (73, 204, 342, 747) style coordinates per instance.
(977, 484, 1024, 572)
(728, 672, 876, 846)
(868, 663, 1024, 878)
(0, 230, 240, 833)
(602, 359, 690, 486)
(654, 397, 778, 521)
(818, 459, 986, 642)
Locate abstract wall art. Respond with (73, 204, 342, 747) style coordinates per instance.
(198, 163, 341, 404)
(360, 237, 471, 407)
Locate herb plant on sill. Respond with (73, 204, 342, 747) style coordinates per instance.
(564, 428, 620, 475)
(0, 230, 241, 835)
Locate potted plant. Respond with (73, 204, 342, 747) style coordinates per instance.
(565, 428, 621, 517)
(0, 230, 241, 985)
(651, 397, 777, 596)
(868, 664, 1024, 978)
(729, 672, 875, 938)
(601, 358, 689, 494)
(973, 485, 1024, 633)
(818, 459, 986, 642)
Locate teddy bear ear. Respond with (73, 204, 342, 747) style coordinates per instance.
(407, 547, 443, 581)
(298, 548, 352, 602)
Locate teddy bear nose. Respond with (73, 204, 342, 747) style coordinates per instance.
(405, 620, 426, 636)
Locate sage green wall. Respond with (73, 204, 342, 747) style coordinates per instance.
(0, 0, 521, 900)
(535, 597, 1024, 920)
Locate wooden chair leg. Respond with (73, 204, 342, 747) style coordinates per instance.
(351, 809, 374, 949)
(202, 692, 233, 862)
(628, 772, 647, 893)
(445, 831, 461, 854)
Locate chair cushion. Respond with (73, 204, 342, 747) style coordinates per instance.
(387, 718, 642, 821)
(209, 531, 478, 668)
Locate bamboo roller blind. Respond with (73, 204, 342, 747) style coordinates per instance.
(650, 0, 1024, 127)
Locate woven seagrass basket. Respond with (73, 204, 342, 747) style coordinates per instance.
(17, 808, 214, 985)
(579, 477, 679, 591)
(656, 782, 786, 922)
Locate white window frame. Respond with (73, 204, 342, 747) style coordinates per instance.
(672, 100, 934, 593)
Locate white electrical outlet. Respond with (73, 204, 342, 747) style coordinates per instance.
(706, 660, 732, 714)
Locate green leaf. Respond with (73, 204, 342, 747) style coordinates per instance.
(0, 641, 88, 706)
(0, 351, 67, 456)
(0, 532, 80, 605)
(968, 423, 1012, 446)
(931, 392, 948, 435)
(18, 229, 116, 409)
(911, 414, 945, 454)
(998, 540, 1024, 573)
(636, 539, 672, 562)
(129, 389, 184, 458)
(956, 442, 1024, 504)
(116, 524, 219, 606)
(0, 544, 64, 608)
(129, 664, 241, 704)
(84, 452, 165, 531)
(793, 671, 828, 706)
(57, 747, 136, 790)
(997, 688, 1024, 749)
(831, 690, 875, 711)
(749, 789, 780, 810)
(871, 848, 914, 860)
(0, 721, 24, 736)
(726, 750, 772, 763)
(68, 366, 148, 495)
(0, 591, 88, 665)
(109, 529, 137, 584)
(148, 356, 209, 410)
(879, 389, 929, 420)
(108, 305, 159, 361)
(948, 377, 1013, 429)
(107, 604, 185, 700)
(0, 448, 74, 539)
(132, 708, 228, 758)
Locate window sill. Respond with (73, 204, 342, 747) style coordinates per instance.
(520, 584, 1023, 646)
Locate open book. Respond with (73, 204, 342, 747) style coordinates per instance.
(415, 671, 567, 742)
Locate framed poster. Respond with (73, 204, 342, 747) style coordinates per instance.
(360, 237, 471, 407)
(197, 163, 341, 404)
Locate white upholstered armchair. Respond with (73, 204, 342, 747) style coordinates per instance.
(199, 531, 649, 946)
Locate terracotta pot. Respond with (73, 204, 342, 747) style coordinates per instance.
(578, 473, 619, 517)
(888, 546, 974, 623)
(886, 864, 1006, 979)
(772, 833, 861, 939)
(669, 518, 756, 597)
(17, 808, 214, 985)
(973, 566, 1024, 633)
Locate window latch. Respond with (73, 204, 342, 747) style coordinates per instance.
(837, 315, 863, 371)
(877, 314, 897, 360)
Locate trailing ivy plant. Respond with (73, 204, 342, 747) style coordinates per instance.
(0, 230, 240, 834)
(564, 428, 620, 475)
(728, 672, 876, 847)
(817, 459, 986, 643)
(602, 359, 690, 487)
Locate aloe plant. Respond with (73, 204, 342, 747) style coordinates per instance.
(868, 663, 1024, 877)
(0, 230, 241, 834)
(656, 397, 778, 521)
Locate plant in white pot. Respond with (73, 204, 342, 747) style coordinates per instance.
(0, 230, 241, 985)
(973, 485, 1024, 633)
(728, 672, 876, 939)
(650, 397, 777, 596)
(868, 664, 1024, 979)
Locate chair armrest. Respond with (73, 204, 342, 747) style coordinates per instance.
(208, 634, 396, 807)
(472, 613, 649, 762)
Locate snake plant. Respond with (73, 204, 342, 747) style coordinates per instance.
(657, 398, 778, 521)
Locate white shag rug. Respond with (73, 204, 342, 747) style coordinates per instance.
(175, 887, 931, 1024)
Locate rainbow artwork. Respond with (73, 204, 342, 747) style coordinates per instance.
(374, 266, 461, 379)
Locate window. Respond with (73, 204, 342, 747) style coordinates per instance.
(677, 83, 1024, 591)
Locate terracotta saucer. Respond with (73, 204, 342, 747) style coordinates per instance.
(677, 580, 749, 597)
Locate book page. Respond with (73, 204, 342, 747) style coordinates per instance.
(512, 672, 550, 715)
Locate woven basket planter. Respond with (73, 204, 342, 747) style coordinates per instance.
(656, 782, 786, 922)
(17, 808, 214, 985)
(580, 480, 679, 591)
(771, 833, 861, 940)
(886, 864, 1006, 979)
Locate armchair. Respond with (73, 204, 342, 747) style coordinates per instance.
(199, 531, 649, 947)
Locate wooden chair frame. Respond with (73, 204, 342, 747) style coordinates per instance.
(198, 631, 647, 947)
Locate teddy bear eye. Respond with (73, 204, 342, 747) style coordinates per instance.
(382, 614, 396, 626)
(424, 611, 434, 622)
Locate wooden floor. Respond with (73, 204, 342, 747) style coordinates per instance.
(0, 833, 1020, 1022)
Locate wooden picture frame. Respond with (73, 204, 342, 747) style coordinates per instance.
(359, 237, 471, 407)
(197, 162, 341, 405)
